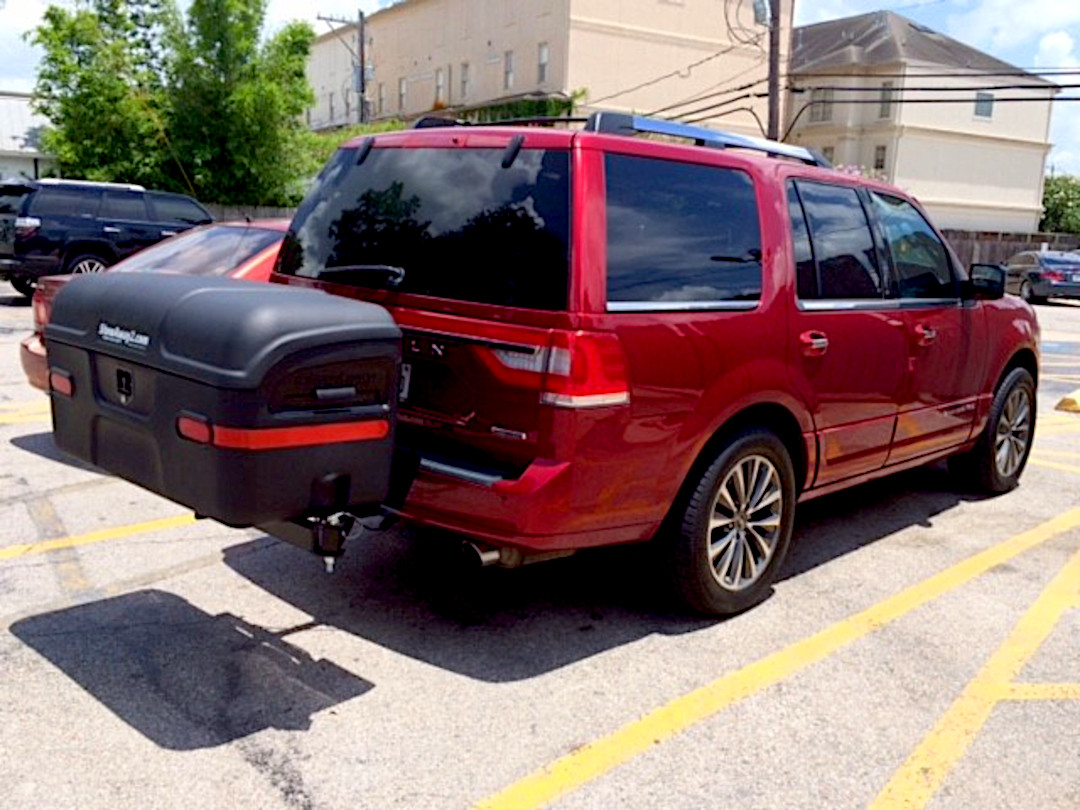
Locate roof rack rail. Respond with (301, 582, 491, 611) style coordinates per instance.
(584, 112, 829, 167)
(36, 178, 147, 191)
(412, 115, 587, 129)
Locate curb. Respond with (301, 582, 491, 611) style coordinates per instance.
(1056, 389, 1080, 413)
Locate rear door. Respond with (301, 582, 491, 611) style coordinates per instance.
(273, 139, 573, 478)
(787, 179, 907, 486)
(99, 191, 161, 260)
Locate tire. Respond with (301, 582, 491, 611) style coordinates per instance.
(668, 428, 797, 615)
(1020, 280, 1044, 305)
(948, 367, 1035, 493)
(64, 253, 109, 275)
(8, 275, 34, 298)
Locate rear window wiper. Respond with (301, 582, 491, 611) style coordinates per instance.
(318, 264, 406, 287)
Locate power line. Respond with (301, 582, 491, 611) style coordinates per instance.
(649, 74, 767, 117)
(795, 82, 1076, 92)
(794, 68, 1080, 79)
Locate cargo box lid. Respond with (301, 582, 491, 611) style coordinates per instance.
(46, 274, 401, 389)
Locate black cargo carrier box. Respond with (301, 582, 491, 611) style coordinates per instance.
(46, 274, 401, 528)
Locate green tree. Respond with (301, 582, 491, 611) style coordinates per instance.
(30, 0, 316, 205)
(1041, 174, 1080, 234)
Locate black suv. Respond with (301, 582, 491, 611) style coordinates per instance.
(0, 179, 213, 297)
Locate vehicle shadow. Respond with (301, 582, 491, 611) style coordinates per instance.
(9, 589, 373, 751)
(10, 431, 100, 474)
(0, 289, 31, 307)
(218, 463, 981, 683)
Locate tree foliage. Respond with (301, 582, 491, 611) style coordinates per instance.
(30, 0, 315, 206)
(1041, 174, 1080, 235)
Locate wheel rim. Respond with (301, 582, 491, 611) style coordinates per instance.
(72, 258, 106, 274)
(995, 387, 1031, 479)
(1021, 282, 1032, 301)
(707, 454, 783, 592)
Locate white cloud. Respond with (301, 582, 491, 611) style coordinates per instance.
(1034, 30, 1080, 68)
(945, 0, 1080, 53)
(794, 0, 883, 26)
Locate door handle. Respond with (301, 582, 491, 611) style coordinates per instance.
(102, 226, 121, 234)
(161, 230, 177, 238)
(799, 330, 829, 357)
(915, 324, 938, 346)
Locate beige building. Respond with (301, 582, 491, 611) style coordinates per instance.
(307, 0, 794, 138)
(787, 11, 1056, 233)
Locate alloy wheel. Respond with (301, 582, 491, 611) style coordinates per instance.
(995, 387, 1031, 479)
(706, 454, 783, 592)
(72, 258, 107, 274)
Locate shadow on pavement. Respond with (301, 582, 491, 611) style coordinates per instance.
(10, 590, 373, 750)
(0, 290, 31, 307)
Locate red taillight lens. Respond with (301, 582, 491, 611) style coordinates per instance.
(1042, 270, 1065, 282)
(177, 414, 389, 449)
(49, 369, 73, 397)
(541, 331, 630, 408)
(31, 294, 50, 334)
(14, 216, 41, 239)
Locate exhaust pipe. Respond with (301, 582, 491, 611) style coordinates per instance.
(461, 541, 501, 568)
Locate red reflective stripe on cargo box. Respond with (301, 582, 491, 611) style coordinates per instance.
(211, 419, 390, 450)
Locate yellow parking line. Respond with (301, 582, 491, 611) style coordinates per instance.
(1028, 457, 1080, 476)
(1001, 683, 1080, 701)
(0, 398, 49, 414)
(0, 514, 198, 562)
(870, 546, 1080, 810)
(0, 413, 52, 426)
(476, 507, 1080, 810)
(1032, 448, 1080, 459)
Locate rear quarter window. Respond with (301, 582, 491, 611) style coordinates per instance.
(604, 154, 762, 308)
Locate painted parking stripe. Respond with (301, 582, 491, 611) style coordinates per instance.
(0, 514, 198, 562)
(870, 546, 1080, 810)
(476, 507, 1080, 810)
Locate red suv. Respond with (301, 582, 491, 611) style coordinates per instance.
(268, 113, 1038, 614)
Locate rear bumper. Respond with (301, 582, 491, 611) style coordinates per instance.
(0, 256, 60, 280)
(19, 333, 48, 392)
(396, 455, 659, 552)
(1039, 282, 1080, 299)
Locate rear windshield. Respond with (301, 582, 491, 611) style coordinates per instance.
(112, 225, 282, 275)
(1040, 254, 1080, 267)
(0, 186, 31, 215)
(277, 146, 571, 310)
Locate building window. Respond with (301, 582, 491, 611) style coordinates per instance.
(398, 78, 407, 111)
(879, 81, 894, 118)
(435, 68, 445, 104)
(821, 146, 835, 163)
(504, 50, 515, 90)
(538, 42, 549, 83)
(461, 62, 470, 98)
(874, 145, 887, 171)
(809, 88, 833, 123)
(975, 92, 994, 118)
(377, 83, 385, 115)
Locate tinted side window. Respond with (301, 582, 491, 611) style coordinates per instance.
(28, 188, 102, 218)
(605, 154, 761, 306)
(869, 191, 955, 299)
(796, 181, 882, 299)
(150, 194, 211, 225)
(787, 183, 816, 299)
(101, 191, 149, 221)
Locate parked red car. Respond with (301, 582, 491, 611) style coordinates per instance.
(20, 220, 288, 391)
(260, 114, 1039, 614)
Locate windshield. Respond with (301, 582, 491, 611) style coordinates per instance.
(277, 146, 571, 310)
(112, 225, 282, 275)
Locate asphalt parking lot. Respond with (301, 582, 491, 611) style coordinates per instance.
(0, 284, 1078, 810)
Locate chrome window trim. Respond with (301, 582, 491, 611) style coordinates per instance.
(606, 300, 759, 313)
(798, 297, 960, 312)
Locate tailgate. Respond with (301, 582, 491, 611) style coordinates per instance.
(0, 184, 31, 256)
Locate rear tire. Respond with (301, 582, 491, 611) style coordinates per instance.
(668, 428, 796, 615)
(948, 367, 1035, 493)
(8, 276, 34, 298)
(64, 253, 109, 275)
(1020, 280, 1044, 305)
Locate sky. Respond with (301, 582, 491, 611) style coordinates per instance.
(1, 0, 1078, 172)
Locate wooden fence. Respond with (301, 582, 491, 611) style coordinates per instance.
(941, 229, 1080, 267)
(205, 204, 297, 222)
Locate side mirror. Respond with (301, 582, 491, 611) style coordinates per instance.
(963, 263, 1005, 300)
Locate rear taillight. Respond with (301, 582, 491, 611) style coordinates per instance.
(541, 331, 630, 409)
(14, 216, 41, 239)
(31, 293, 51, 334)
(49, 368, 73, 397)
(1042, 270, 1066, 282)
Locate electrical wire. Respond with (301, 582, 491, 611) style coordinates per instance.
(648, 74, 767, 117)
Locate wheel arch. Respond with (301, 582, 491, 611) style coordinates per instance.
(62, 242, 116, 270)
(998, 347, 1038, 389)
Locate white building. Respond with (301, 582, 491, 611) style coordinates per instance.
(306, 0, 795, 139)
(787, 11, 1055, 233)
(0, 92, 54, 180)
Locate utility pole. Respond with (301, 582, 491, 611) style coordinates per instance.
(766, 0, 781, 140)
(317, 10, 367, 125)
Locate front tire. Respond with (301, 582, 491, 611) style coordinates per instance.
(8, 275, 34, 298)
(669, 428, 796, 615)
(948, 367, 1035, 493)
